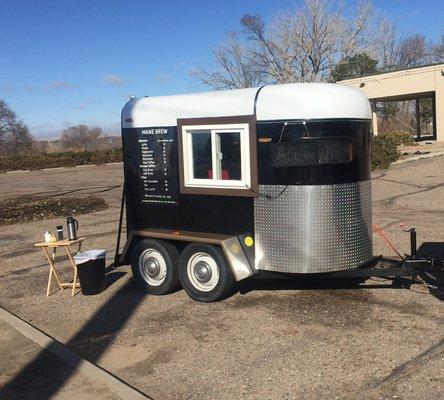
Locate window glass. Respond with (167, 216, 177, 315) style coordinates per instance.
(216, 132, 241, 180)
(191, 131, 212, 179)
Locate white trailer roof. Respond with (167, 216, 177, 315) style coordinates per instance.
(122, 83, 371, 128)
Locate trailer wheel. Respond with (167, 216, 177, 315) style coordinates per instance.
(131, 239, 180, 295)
(179, 244, 235, 302)
(426, 272, 444, 301)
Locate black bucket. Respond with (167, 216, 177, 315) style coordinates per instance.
(74, 250, 106, 295)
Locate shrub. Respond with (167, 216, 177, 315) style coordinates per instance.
(380, 131, 416, 146)
(371, 135, 400, 170)
(0, 195, 108, 225)
(0, 148, 122, 173)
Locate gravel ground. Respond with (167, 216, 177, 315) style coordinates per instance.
(0, 158, 443, 400)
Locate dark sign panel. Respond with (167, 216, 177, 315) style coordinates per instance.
(271, 137, 352, 167)
(271, 140, 319, 167)
(137, 127, 179, 205)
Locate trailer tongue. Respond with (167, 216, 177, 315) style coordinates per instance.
(328, 229, 444, 300)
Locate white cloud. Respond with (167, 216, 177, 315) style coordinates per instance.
(103, 74, 126, 85)
(30, 123, 60, 138)
(0, 84, 15, 92)
(72, 97, 98, 111)
(49, 80, 74, 89)
(156, 72, 172, 83)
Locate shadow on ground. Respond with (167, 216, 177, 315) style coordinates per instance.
(0, 270, 150, 400)
(238, 275, 410, 294)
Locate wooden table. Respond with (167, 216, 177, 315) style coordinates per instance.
(34, 237, 86, 296)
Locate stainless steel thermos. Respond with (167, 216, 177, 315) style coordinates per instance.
(67, 217, 79, 240)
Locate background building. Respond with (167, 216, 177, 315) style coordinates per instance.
(340, 63, 444, 141)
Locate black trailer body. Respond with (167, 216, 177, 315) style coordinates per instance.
(121, 119, 371, 235)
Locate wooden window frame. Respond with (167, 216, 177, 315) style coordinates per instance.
(177, 115, 258, 197)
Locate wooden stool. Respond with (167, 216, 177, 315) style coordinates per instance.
(34, 237, 86, 296)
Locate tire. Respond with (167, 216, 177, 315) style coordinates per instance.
(344, 277, 368, 287)
(178, 244, 235, 302)
(131, 239, 180, 295)
(426, 271, 444, 301)
(429, 287, 444, 301)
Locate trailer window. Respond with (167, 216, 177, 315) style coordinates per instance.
(180, 122, 252, 191)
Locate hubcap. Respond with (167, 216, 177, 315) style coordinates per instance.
(139, 249, 167, 286)
(194, 261, 212, 283)
(145, 258, 160, 278)
(187, 252, 219, 292)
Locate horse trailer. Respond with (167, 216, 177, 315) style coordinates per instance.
(117, 83, 443, 302)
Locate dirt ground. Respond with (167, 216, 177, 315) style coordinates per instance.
(0, 157, 443, 400)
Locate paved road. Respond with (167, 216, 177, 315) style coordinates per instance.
(0, 158, 443, 399)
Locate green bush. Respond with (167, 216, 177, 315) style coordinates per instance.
(380, 131, 416, 146)
(0, 148, 122, 173)
(371, 135, 400, 170)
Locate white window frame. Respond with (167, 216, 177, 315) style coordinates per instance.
(181, 123, 251, 190)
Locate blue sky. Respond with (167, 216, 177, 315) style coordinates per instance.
(0, 0, 443, 138)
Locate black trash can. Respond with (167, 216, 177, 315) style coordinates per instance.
(74, 250, 106, 295)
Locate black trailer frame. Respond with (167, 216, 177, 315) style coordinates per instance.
(115, 200, 444, 300)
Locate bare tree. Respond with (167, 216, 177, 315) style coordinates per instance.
(373, 18, 429, 70)
(373, 18, 398, 69)
(195, 0, 442, 91)
(262, 0, 373, 82)
(431, 34, 444, 62)
(32, 139, 49, 153)
(191, 32, 267, 90)
(60, 125, 103, 151)
(397, 34, 428, 68)
(0, 100, 34, 156)
(194, 0, 374, 88)
(240, 13, 296, 83)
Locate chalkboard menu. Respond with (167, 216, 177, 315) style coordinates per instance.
(137, 127, 178, 205)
